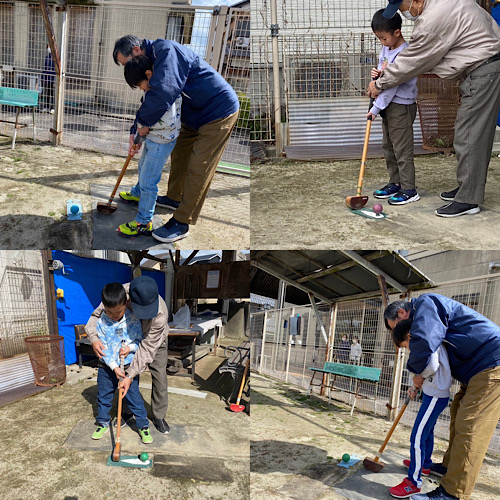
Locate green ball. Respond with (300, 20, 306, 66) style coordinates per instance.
(139, 452, 149, 462)
(342, 453, 350, 463)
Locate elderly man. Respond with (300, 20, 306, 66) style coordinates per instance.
(113, 35, 240, 243)
(368, 0, 500, 218)
(85, 275, 171, 435)
(384, 294, 500, 500)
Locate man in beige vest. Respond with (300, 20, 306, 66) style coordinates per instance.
(368, 0, 500, 218)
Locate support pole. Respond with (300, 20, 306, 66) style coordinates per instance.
(270, 0, 283, 155)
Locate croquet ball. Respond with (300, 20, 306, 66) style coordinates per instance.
(342, 453, 350, 463)
(373, 204, 383, 214)
(70, 204, 79, 214)
(139, 452, 149, 462)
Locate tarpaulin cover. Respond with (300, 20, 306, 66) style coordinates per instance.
(52, 251, 165, 364)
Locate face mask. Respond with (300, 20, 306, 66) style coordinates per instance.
(401, 0, 420, 21)
(353, 340, 358, 344)
(342, 337, 347, 342)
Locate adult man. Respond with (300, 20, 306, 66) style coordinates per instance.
(113, 35, 240, 243)
(85, 275, 171, 434)
(384, 294, 500, 500)
(368, 0, 500, 218)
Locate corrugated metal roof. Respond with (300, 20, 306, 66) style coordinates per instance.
(288, 98, 423, 147)
(251, 250, 433, 305)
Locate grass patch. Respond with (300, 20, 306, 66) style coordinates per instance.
(48, 211, 56, 217)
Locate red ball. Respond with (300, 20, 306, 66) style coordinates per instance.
(373, 204, 383, 214)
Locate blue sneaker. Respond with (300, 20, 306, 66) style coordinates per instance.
(388, 188, 420, 205)
(152, 217, 189, 243)
(410, 486, 459, 499)
(156, 196, 180, 210)
(373, 183, 400, 199)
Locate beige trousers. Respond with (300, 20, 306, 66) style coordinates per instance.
(440, 365, 500, 499)
(166, 111, 239, 225)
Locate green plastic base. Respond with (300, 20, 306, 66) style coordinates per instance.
(106, 454, 153, 468)
(350, 208, 387, 220)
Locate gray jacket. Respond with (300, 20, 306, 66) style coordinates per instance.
(377, 0, 500, 90)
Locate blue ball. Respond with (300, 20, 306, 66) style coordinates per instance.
(70, 205, 79, 214)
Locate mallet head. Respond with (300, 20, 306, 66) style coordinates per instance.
(363, 457, 384, 472)
(96, 202, 118, 215)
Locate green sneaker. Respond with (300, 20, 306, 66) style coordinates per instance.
(138, 427, 153, 444)
(119, 191, 140, 204)
(118, 220, 153, 239)
(92, 425, 109, 440)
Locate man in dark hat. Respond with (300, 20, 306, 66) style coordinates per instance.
(368, 0, 500, 218)
(85, 275, 171, 434)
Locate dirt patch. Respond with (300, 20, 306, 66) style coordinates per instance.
(251, 154, 500, 249)
(251, 373, 500, 500)
(0, 138, 249, 249)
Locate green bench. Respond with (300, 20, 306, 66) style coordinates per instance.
(307, 361, 381, 415)
(0, 87, 39, 149)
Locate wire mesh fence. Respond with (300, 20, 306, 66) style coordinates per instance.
(0, 1, 249, 171)
(250, 0, 421, 153)
(250, 274, 500, 454)
(0, 250, 49, 360)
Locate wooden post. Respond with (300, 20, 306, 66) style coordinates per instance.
(41, 250, 59, 336)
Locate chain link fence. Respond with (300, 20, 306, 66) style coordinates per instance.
(251, 274, 500, 454)
(0, 1, 249, 173)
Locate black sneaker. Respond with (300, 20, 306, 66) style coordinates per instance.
(440, 187, 459, 201)
(113, 413, 134, 428)
(429, 462, 448, 477)
(435, 201, 480, 217)
(156, 196, 180, 210)
(152, 418, 170, 434)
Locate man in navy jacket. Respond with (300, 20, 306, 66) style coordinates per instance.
(384, 293, 500, 500)
(113, 35, 240, 243)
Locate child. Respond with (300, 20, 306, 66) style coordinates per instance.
(118, 55, 182, 238)
(388, 321, 452, 498)
(349, 336, 362, 364)
(91, 282, 153, 444)
(338, 334, 350, 363)
(369, 9, 419, 206)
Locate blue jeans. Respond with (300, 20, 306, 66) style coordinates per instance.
(130, 138, 177, 225)
(408, 393, 449, 487)
(96, 364, 149, 429)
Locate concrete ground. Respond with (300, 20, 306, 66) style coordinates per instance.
(251, 153, 500, 249)
(0, 138, 250, 250)
(0, 339, 249, 500)
(251, 373, 500, 500)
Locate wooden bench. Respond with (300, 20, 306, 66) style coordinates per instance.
(306, 361, 381, 416)
(74, 324, 97, 368)
(0, 87, 39, 149)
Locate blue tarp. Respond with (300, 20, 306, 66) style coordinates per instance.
(52, 251, 165, 365)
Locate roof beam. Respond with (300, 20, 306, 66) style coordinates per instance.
(338, 250, 407, 293)
(250, 260, 333, 304)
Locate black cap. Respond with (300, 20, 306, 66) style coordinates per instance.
(383, 0, 403, 19)
(129, 276, 159, 320)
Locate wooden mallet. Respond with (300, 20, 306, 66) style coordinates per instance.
(363, 390, 414, 472)
(112, 340, 126, 462)
(229, 358, 249, 412)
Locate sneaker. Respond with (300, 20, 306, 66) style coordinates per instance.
(119, 191, 140, 204)
(156, 195, 180, 210)
(403, 459, 430, 476)
(373, 183, 401, 199)
(440, 187, 459, 201)
(91, 425, 109, 440)
(435, 201, 480, 218)
(152, 418, 170, 434)
(152, 217, 189, 243)
(388, 189, 420, 205)
(49, 109, 55, 114)
(410, 485, 459, 499)
(118, 220, 153, 238)
(138, 426, 153, 444)
(389, 478, 421, 498)
(429, 462, 447, 478)
(113, 413, 134, 428)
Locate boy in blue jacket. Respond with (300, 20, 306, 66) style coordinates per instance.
(388, 323, 452, 498)
(91, 282, 153, 444)
(384, 294, 500, 500)
(113, 35, 240, 243)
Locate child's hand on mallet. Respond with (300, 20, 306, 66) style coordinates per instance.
(119, 345, 131, 357)
(370, 68, 381, 80)
(114, 367, 125, 380)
